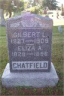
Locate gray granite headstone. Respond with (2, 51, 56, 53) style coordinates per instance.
(2, 13, 59, 88)
(6, 13, 53, 72)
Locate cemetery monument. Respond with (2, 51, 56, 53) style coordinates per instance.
(1, 13, 59, 87)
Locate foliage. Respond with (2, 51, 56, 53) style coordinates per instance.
(0, 0, 24, 17)
(33, 0, 43, 7)
(42, 0, 58, 10)
(24, 1, 29, 9)
(30, 6, 40, 14)
(25, 6, 41, 14)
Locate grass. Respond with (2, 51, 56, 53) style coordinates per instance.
(0, 25, 64, 95)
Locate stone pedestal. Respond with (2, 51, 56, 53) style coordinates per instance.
(1, 62, 59, 88)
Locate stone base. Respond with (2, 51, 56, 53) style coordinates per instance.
(1, 63, 59, 88)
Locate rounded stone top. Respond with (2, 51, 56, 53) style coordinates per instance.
(6, 13, 53, 29)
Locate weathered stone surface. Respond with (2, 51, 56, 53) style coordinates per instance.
(6, 13, 53, 72)
(1, 62, 59, 88)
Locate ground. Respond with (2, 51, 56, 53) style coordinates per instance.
(0, 11, 64, 95)
(48, 10, 64, 26)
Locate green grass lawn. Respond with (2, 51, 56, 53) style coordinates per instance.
(0, 26, 64, 95)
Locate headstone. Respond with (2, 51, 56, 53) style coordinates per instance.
(6, 13, 52, 72)
(0, 9, 6, 26)
(1, 13, 59, 87)
(58, 26, 63, 33)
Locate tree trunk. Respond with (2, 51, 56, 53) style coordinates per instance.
(9, 10, 12, 18)
(0, 9, 6, 26)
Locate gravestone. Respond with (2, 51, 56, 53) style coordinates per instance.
(7, 13, 52, 72)
(0, 9, 6, 26)
(1, 13, 59, 87)
(58, 26, 63, 33)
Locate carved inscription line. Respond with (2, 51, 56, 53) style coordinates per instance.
(10, 29, 50, 58)
(12, 61, 48, 70)
(12, 51, 48, 57)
